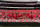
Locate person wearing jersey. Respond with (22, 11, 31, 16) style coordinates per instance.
(33, 12, 36, 19)
(19, 12, 24, 19)
(17, 12, 22, 19)
(29, 11, 33, 19)
(2, 11, 5, 18)
(39, 13, 40, 19)
(37, 12, 39, 19)
(2, 11, 6, 20)
(26, 12, 29, 19)
(17, 13, 20, 19)
(8, 13, 13, 18)
(0, 12, 2, 18)
(13, 12, 16, 19)
(22, 12, 26, 19)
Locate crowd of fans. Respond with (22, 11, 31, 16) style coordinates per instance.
(0, 10, 40, 20)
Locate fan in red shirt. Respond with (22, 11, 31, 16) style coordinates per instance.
(26, 12, 29, 19)
(33, 12, 36, 19)
(2, 11, 6, 18)
(39, 13, 40, 19)
(22, 12, 26, 19)
(13, 12, 16, 19)
(17, 13, 20, 19)
(37, 12, 39, 19)
(8, 13, 13, 19)
(8, 13, 13, 17)
(0, 12, 2, 18)
(17, 13, 22, 19)
(29, 11, 33, 19)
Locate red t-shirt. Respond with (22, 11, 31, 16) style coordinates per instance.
(33, 14, 36, 18)
(17, 14, 21, 19)
(17, 14, 20, 17)
(13, 14, 16, 19)
(8, 14, 13, 17)
(26, 14, 29, 18)
(2, 14, 5, 16)
(22, 14, 26, 19)
(37, 14, 39, 18)
(29, 14, 33, 19)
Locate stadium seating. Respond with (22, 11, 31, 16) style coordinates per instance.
(0, 10, 40, 22)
